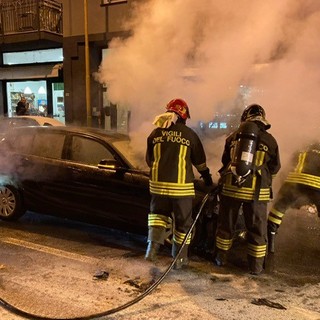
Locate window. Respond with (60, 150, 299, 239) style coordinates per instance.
(32, 133, 65, 159)
(3, 48, 63, 65)
(208, 122, 218, 129)
(70, 136, 115, 165)
(6, 131, 34, 154)
(220, 122, 227, 129)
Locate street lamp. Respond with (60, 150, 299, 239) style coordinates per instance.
(84, 0, 91, 126)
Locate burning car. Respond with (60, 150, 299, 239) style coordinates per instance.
(0, 126, 217, 251)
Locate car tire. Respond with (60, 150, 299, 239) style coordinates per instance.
(0, 185, 25, 221)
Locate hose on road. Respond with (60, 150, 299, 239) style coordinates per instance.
(0, 191, 213, 320)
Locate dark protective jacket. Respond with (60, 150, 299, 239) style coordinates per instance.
(219, 121, 281, 202)
(146, 121, 209, 197)
(284, 147, 320, 189)
(269, 145, 320, 227)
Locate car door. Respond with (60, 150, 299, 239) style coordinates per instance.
(62, 133, 150, 233)
(17, 129, 74, 214)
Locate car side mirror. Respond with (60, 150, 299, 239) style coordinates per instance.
(98, 159, 121, 170)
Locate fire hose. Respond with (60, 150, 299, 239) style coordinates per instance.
(0, 191, 214, 320)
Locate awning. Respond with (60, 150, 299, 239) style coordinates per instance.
(0, 63, 63, 80)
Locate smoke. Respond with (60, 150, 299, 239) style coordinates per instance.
(96, 0, 320, 186)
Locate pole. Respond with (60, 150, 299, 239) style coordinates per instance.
(84, 0, 91, 127)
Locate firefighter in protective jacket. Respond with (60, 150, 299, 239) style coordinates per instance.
(268, 142, 320, 252)
(215, 104, 281, 275)
(145, 98, 213, 269)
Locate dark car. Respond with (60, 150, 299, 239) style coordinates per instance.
(0, 126, 216, 249)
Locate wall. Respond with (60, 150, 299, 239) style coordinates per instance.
(61, 0, 135, 126)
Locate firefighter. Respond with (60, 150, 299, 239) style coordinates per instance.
(214, 104, 281, 275)
(145, 98, 213, 269)
(268, 142, 320, 253)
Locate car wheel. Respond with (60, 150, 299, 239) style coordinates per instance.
(0, 185, 25, 221)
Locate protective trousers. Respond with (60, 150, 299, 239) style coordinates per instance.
(215, 195, 267, 274)
(269, 183, 320, 227)
(147, 195, 193, 257)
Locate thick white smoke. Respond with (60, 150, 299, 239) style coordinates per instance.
(97, 0, 320, 186)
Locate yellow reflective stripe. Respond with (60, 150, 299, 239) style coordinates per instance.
(268, 215, 282, 225)
(151, 143, 161, 181)
(270, 208, 284, 218)
(173, 230, 192, 245)
(255, 150, 265, 166)
(148, 214, 172, 228)
(150, 181, 195, 189)
(295, 152, 306, 173)
(285, 172, 320, 189)
(150, 188, 195, 197)
(247, 243, 267, 258)
(149, 181, 195, 197)
(178, 145, 187, 184)
(268, 207, 284, 226)
(216, 236, 233, 251)
(222, 184, 270, 201)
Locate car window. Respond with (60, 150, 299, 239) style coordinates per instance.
(4, 130, 35, 153)
(31, 133, 65, 159)
(70, 136, 115, 165)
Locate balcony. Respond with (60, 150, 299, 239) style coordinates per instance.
(0, 0, 63, 51)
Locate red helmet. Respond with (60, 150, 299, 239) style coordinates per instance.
(166, 98, 190, 120)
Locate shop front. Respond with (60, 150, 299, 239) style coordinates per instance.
(6, 80, 64, 123)
(0, 48, 64, 123)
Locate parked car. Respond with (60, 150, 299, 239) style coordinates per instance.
(0, 126, 217, 250)
(0, 116, 65, 134)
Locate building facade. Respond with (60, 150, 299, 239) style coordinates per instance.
(0, 0, 64, 121)
(0, 0, 137, 130)
(61, 0, 134, 130)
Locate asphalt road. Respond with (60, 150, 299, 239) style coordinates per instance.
(0, 208, 319, 320)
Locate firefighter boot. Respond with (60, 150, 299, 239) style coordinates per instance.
(267, 222, 278, 254)
(268, 231, 276, 253)
(145, 241, 161, 262)
(145, 226, 166, 262)
(214, 249, 228, 267)
(172, 242, 189, 270)
(248, 255, 264, 276)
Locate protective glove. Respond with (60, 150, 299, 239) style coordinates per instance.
(199, 168, 213, 186)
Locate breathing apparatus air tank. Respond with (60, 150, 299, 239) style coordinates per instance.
(231, 121, 259, 185)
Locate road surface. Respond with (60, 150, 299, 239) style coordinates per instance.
(0, 208, 319, 320)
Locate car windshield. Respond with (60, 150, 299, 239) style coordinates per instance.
(112, 140, 148, 171)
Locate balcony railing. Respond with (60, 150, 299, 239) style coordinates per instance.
(0, 0, 63, 36)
